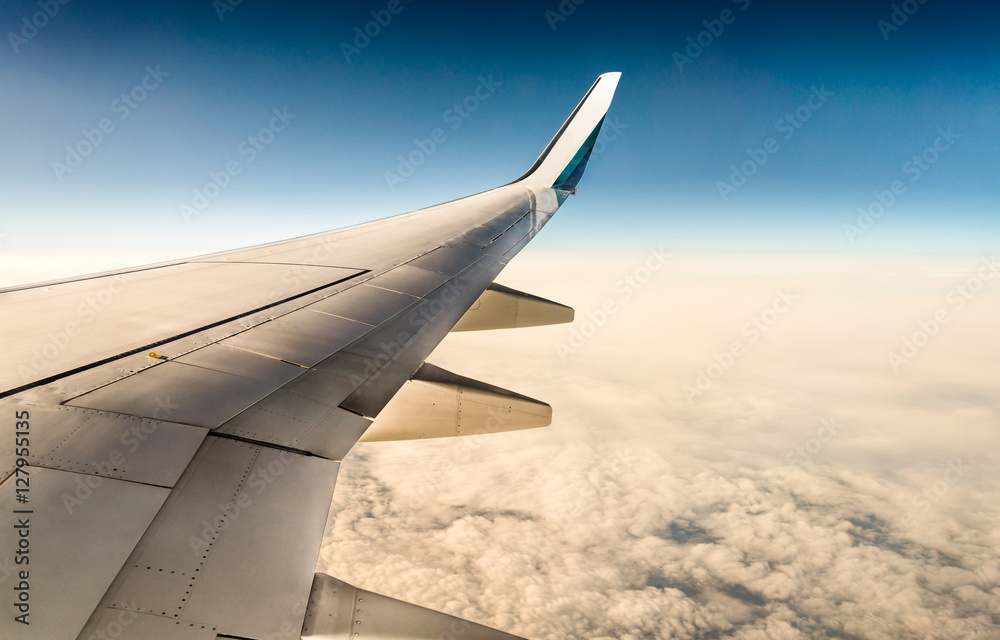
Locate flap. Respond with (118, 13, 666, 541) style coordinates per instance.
(301, 573, 526, 640)
(360, 363, 551, 442)
(452, 282, 574, 332)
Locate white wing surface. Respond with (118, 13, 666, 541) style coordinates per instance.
(0, 72, 621, 640)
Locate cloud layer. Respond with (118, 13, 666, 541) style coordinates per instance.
(316, 250, 1000, 639)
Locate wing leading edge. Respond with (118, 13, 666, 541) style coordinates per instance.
(0, 73, 622, 640)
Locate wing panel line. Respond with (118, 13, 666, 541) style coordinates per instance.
(0, 271, 368, 401)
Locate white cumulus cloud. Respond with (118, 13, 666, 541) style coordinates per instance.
(320, 251, 1000, 640)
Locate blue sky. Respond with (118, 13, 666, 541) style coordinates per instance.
(0, 0, 997, 255)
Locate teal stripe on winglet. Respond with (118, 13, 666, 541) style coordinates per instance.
(552, 116, 605, 191)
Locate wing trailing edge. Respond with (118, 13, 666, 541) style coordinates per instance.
(301, 573, 528, 639)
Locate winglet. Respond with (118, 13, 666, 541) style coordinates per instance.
(514, 72, 622, 191)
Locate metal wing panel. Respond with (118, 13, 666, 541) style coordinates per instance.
(245, 361, 370, 412)
(226, 228, 435, 270)
(17, 404, 208, 487)
(77, 436, 338, 639)
(206, 251, 504, 451)
(501, 211, 557, 259)
(79, 610, 220, 640)
(442, 203, 531, 248)
(214, 186, 531, 269)
(451, 222, 516, 248)
(364, 265, 452, 297)
(0, 467, 170, 640)
(0, 263, 362, 392)
(3, 273, 376, 409)
(339, 257, 508, 417)
(66, 345, 306, 428)
(481, 210, 541, 257)
(219, 309, 372, 368)
(308, 284, 419, 326)
(406, 245, 490, 275)
(216, 398, 372, 460)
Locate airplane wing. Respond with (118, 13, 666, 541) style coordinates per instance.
(0, 72, 621, 640)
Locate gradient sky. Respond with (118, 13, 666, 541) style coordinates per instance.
(0, 0, 997, 258)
